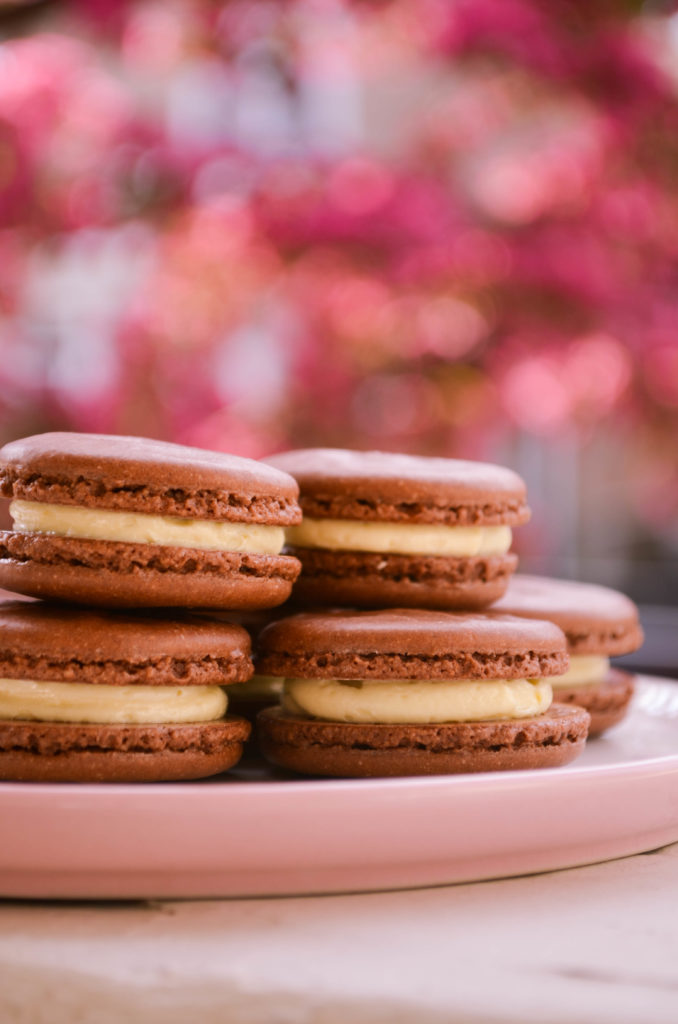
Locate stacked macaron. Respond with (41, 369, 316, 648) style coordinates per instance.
(0, 603, 253, 782)
(0, 432, 303, 782)
(492, 575, 643, 735)
(0, 433, 301, 609)
(256, 609, 589, 776)
(265, 449, 529, 610)
(250, 448, 614, 777)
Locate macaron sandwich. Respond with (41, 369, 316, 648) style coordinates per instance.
(256, 609, 590, 777)
(492, 575, 644, 735)
(0, 601, 252, 781)
(265, 449, 529, 610)
(0, 433, 301, 609)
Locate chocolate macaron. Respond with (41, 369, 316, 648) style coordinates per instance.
(0, 601, 253, 782)
(0, 433, 301, 608)
(264, 449, 530, 610)
(492, 575, 644, 735)
(256, 609, 589, 777)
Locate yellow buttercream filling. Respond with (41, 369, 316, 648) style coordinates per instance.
(285, 518, 512, 556)
(282, 677, 552, 724)
(0, 677, 228, 724)
(551, 655, 610, 688)
(10, 500, 285, 555)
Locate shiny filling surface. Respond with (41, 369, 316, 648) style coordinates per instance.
(284, 518, 512, 557)
(10, 500, 285, 555)
(282, 677, 552, 724)
(551, 655, 610, 688)
(0, 677, 228, 724)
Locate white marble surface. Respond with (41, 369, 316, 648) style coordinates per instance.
(1, 843, 678, 1024)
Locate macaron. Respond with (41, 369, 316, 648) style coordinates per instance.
(263, 449, 530, 610)
(0, 432, 302, 609)
(0, 601, 253, 782)
(492, 575, 644, 735)
(256, 609, 590, 777)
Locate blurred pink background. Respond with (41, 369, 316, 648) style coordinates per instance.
(1, 0, 678, 662)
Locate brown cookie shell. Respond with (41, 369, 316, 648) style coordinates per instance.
(257, 609, 569, 680)
(0, 432, 301, 524)
(287, 548, 516, 610)
(491, 575, 643, 655)
(0, 600, 253, 685)
(0, 532, 300, 609)
(265, 448, 529, 525)
(257, 704, 590, 777)
(552, 669, 635, 737)
(0, 717, 251, 782)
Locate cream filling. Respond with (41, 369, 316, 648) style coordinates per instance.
(225, 675, 284, 701)
(0, 677, 228, 724)
(282, 677, 552, 724)
(285, 518, 512, 557)
(552, 655, 610, 688)
(10, 500, 285, 555)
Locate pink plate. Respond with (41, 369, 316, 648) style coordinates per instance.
(1, 674, 677, 900)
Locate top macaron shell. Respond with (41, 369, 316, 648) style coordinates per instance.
(0, 601, 254, 685)
(491, 575, 644, 655)
(0, 432, 302, 609)
(0, 433, 301, 523)
(265, 448, 529, 524)
(256, 608, 569, 681)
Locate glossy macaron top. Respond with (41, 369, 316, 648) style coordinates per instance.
(0, 601, 253, 685)
(0, 433, 301, 525)
(491, 575, 644, 656)
(256, 608, 568, 680)
(264, 448, 529, 525)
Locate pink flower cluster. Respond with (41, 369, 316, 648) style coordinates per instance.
(0, 0, 678, 525)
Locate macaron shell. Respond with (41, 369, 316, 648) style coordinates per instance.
(0, 599, 251, 662)
(552, 668, 635, 737)
(492, 575, 644, 655)
(286, 549, 517, 611)
(0, 532, 300, 611)
(258, 608, 568, 658)
(0, 601, 254, 685)
(257, 704, 590, 777)
(0, 432, 301, 524)
(0, 717, 251, 782)
(265, 448, 529, 525)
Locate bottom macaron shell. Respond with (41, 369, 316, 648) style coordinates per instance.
(286, 549, 518, 610)
(552, 669, 635, 737)
(257, 704, 590, 778)
(0, 716, 251, 782)
(0, 532, 300, 609)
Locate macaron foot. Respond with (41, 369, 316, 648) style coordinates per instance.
(257, 704, 590, 778)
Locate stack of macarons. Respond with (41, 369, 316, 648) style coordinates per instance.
(0, 434, 644, 782)
(247, 448, 643, 777)
(0, 432, 303, 781)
